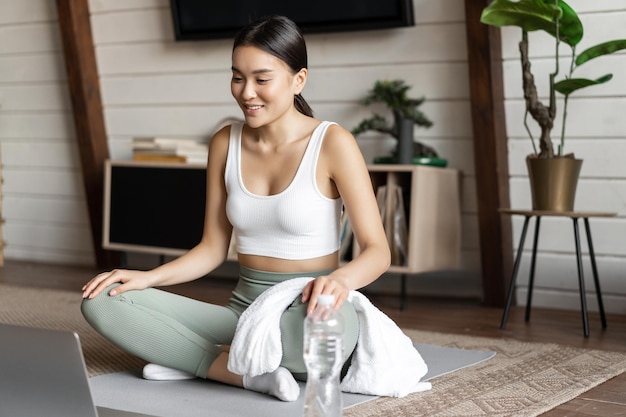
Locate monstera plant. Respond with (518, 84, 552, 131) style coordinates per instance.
(481, 0, 626, 210)
(482, 0, 626, 158)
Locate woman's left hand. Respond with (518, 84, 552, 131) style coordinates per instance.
(301, 275, 350, 315)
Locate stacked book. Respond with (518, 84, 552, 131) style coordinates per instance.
(132, 137, 208, 164)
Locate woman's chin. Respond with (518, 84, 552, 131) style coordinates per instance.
(243, 116, 265, 128)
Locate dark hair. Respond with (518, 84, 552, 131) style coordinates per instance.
(233, 16, 314, 117)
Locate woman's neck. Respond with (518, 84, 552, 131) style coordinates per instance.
(247, 111, 316, 147)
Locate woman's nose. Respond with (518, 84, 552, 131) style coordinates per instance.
(241, 81, 256, 100)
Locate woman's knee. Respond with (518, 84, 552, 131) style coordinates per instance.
(80, 283, 121, 324)
(279, 298, 359, 374)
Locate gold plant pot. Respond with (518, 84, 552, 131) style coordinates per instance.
(526, 157, 583, 212)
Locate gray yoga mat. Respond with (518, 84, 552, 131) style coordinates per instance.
(89, 343, 495, 417)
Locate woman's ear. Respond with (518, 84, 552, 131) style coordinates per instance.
(294, 67, 308, 95)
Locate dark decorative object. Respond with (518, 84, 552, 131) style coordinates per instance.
(396, 116, 415, 165)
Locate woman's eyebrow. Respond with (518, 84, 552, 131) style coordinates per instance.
(231, 66, 274, 75)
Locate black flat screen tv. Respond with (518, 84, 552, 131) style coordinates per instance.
(170, 0, 415, 41)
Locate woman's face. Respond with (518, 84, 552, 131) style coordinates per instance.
(231, 45, 306, 128)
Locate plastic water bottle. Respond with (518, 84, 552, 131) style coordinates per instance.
(303, 294, 344, 417)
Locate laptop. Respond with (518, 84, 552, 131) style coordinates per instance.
(0, 323, 159, 417)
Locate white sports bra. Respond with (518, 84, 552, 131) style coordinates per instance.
(224, 122, 343, 260)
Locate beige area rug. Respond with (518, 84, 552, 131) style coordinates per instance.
(1, 283, 625, 417)
(0, 283, 146, 376)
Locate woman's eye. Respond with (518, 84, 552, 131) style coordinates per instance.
(257, 79, 269, 84)
(231, 77, 243, 83)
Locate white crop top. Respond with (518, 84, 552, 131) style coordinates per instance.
(224, 121, 343, 260)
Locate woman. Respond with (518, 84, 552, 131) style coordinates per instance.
(81, 15, 390, 402)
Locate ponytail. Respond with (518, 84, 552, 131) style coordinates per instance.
(294, 93, 314, 117)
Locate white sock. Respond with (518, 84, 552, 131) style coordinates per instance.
(142, 363, 196, 380)
(242, 367, 300, 402)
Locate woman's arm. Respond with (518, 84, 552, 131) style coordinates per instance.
(302, 124, 391, 311)
(82, 127, 233, 298)
(142, 126, 233, 285)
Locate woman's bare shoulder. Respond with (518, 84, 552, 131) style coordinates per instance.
(211, 124, 233, 145)
(207, 124, 235, 170)
(322, 122, 362, 157)
(318, 122, 369, 181)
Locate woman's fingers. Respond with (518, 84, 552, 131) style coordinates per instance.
(304, 276, 349, 315)
(301, 281, 313, 302)
(82, 269, 126, 299)
(82, 272, 107, 298)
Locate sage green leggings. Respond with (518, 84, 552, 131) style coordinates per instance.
(81, 266, 359, 381)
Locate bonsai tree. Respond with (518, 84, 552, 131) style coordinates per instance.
(481, 0, 626, 158)
(352, 80, 438, 158)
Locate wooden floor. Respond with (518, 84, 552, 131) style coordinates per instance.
(1, 260, 624, 416)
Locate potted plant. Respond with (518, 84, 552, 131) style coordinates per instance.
(480, 0, 626, 211)
(351, 80, 444, 166)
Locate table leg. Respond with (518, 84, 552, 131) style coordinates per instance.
(573, 218, 590, 337)
(400, 273, 407, 311)
(501, 215, 531, 330)
(525, 216, 542, 322)
(120, 251, 128, 268)
(584, 217, 607, 329)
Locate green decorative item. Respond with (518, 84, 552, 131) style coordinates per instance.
(372, 156, 448, 167)
(352, 80, 438, 164)
(480, 0, 626, 211)
(481, 0, 626, 158)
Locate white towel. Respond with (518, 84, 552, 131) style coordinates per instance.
(227, 277, 309, 377)
(227, 277, 431, 397)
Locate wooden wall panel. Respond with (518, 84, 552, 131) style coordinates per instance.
(3, 224, 94, 265)
(5, 222, 92, 252)
(87, 0, 168, 13)
(0, 54, 66, 83)
(2, 142, 80, 168)
(464, 0, 513, 306)
(0, 1, 57, 24)
(3, 170, 84, 197)
(3, 196, 90, 226)
(0, 23, 61, 54)
(0, 113, 73, 139)
(91, 8, 172, 43)
(0, 85, 70, 111)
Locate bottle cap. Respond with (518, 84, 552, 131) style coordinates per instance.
(317, 294, 335, 305)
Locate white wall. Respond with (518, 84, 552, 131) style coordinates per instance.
(1, 0, 624, 312)
(0, 1, 94, 265)
(500, 1, 626, 314)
